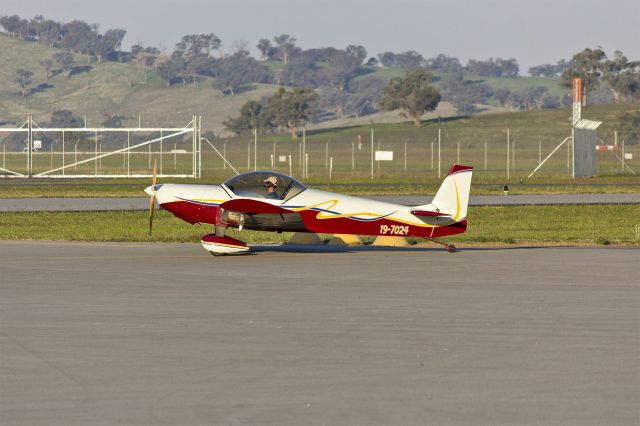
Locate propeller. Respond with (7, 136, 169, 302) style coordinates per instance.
(149, 159, 157, 236)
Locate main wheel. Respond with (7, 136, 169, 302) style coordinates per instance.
(446, 244, 456, 253)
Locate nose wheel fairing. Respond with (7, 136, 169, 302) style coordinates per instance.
(201, 234, 249, 255)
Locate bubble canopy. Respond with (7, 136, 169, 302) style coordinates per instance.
(223, 171, 306, 201)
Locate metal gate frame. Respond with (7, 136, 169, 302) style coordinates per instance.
(0, 116, 201, 178)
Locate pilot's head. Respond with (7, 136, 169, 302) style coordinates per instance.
(263, 176, 278, 189)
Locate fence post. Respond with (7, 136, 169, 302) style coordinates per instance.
(302, 128, 306, 178)
(273, 142, 276, 170)
(127, 131, 130, 177)
(288, 154, 292, 177)
(305, 153, 309, 179)
(94, 130, 98, 176)
(160, 130, 163, 174)
(62, 131, 65, 175)
(484, 140, 488, 170)
(622, 137, 625, 172)
(437, 127, 441, 178)
(507, 127, 510, 180)
(247, 142, 251, 170)
(254, 128, 257, 172)
(329, 156, 333, 182)
(404, 140, 407, 172)
(325, 141, 328, 169)
(370, 124, 374, 179)
(430, 140, 433, 170)
(457, 141, 460, 164)
(538, 137, 542, 164)
(223, 142, 226, 170)
(351, 141, 355, 170)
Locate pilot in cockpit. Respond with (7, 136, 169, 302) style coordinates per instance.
(263, 176, 279, 200)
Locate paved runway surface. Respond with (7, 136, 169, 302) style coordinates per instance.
(1, 241, 638, 425)
(1, 192, 639, 211)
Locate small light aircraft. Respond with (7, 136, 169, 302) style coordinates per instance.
(145, 164, 473, 255)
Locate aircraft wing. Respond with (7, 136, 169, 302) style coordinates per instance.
(218, 198, 292, 214)
(217, 198, 305, 231)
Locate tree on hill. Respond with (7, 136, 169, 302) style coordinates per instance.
(345, 45, 367, 65)
(60, 20, 96, 57)
(13, 68, 34, 97)
(379, 69, 441, 127)
(92, 28, 126, 62)
(0, 15, 30, 39)
(377, 51, 425, 69)
(528, 63, 557, 77)
(212, 50, 273, 95)
(466, 57, 519, 77)
(425, 54, 462, 73)
(257, 38, 277, 60)
(273, 34, 298, 64)
(266, 87, 318, 139)
(53, 51, 75, 79)
(50, 110, 83, 127)
(618, 111, 640, 145)
(600, 50, 640, 103)
(560, 47, 606, 105)
(441, 72, 493, 115)
(175, 33, 221, 58)
(39, 59, 54, 79)
(131, 45, 160, 69)
(223, 100, 272, 135)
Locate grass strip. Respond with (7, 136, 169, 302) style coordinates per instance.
(1, 204, 638, 245)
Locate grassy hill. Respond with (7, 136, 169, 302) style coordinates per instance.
(0, 33, 582, 134)
(0, 34, 279, 130)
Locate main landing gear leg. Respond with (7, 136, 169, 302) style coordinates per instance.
(426, 238, 456, 253)
(215, 225, 227, 237)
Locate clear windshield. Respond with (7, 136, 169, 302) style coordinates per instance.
(224, 172, 306, 201)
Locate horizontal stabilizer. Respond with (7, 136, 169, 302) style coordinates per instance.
(410, 210, 452, 218)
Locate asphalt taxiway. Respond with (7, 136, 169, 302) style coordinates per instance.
(0, 241, 638, 425)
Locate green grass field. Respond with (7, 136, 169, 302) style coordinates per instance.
(1, 205, 638, 245)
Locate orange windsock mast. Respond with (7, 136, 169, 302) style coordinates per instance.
(572, 77, 581, 105)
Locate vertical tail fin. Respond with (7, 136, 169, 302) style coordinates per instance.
(415, 165, 473, 221)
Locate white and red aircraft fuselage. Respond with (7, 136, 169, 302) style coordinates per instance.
(145, 165, 473, 255)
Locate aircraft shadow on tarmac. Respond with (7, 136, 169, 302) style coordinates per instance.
(247, 244, 563, 254)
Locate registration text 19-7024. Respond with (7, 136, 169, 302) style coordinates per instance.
(379, 224, 409, 235)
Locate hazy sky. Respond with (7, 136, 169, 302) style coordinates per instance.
(2, 0, 639, 73)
